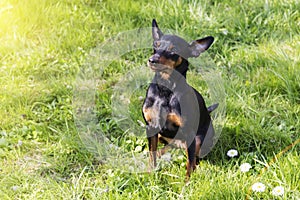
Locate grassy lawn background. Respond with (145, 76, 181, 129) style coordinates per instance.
(0, 0, 299, 199)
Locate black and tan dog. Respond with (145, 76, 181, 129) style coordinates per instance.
(142, 19, 218, 180)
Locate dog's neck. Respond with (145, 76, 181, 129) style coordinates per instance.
(175, 58, 189, 78)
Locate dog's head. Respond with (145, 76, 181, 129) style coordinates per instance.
(148, 19, 214, 77)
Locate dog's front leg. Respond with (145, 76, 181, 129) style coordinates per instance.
(186, 139, 196, 181)
(148, 134, 158, 170)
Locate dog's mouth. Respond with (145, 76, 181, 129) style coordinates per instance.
(147, 62, 170, 72)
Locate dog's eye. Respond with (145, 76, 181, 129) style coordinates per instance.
(165, 51, 179, 60)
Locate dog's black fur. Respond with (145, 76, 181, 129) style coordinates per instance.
(142, 19, 218, 180)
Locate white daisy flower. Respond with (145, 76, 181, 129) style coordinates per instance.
(252, 182, 266, 192)
(17, 140, 23, 147)
(134, 145, 142, 152)
(240, 163, 252, 172)
(138, 96, 144, 101)
(11, 185, 19, 191)
(227, 149, 238, 158)
(272, 186, 284, 196)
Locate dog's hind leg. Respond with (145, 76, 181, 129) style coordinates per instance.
(195, 135, 202, 164)
(185, 139, 196, 181)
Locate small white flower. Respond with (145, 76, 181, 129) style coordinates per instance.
(272, 186, 284, 196)
(1, 131, 7, 137)
(138, 96, 144, 101)
(104, 186, 109, 193)
(227, 149, 238, 158)
(252, 182, 266, 192)
(240, 163, 252, 172)
(134, 145, 142, 152)
(17, 140, 23, 147)
(221, 29, 228, 35)
(11, 185, 19, 191)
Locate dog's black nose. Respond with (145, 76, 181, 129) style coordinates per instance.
(148, 58, 156, 63)
(149, 54, 160, 64)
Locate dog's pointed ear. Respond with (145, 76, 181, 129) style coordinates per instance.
(189, 36, 214, 57)
(152, 19, 163, 40)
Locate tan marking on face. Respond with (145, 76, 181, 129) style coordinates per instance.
(167, 112, 184, 127)
(159, 56, 182, 69)
(155, 55, 182, 80)
(159, 56, 176, 69)
(156, 56, 174, 79)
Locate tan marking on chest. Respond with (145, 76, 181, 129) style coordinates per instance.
(143, 108, 153, 122)
(167, 112, 184, 127)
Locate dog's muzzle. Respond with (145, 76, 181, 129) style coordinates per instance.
(148, 54, 164, 71)
(148, 54, 160, 64)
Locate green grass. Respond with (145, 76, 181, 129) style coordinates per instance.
(0, 0, 299, 199)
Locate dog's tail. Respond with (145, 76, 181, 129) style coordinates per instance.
(207, 103, 219, 114)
